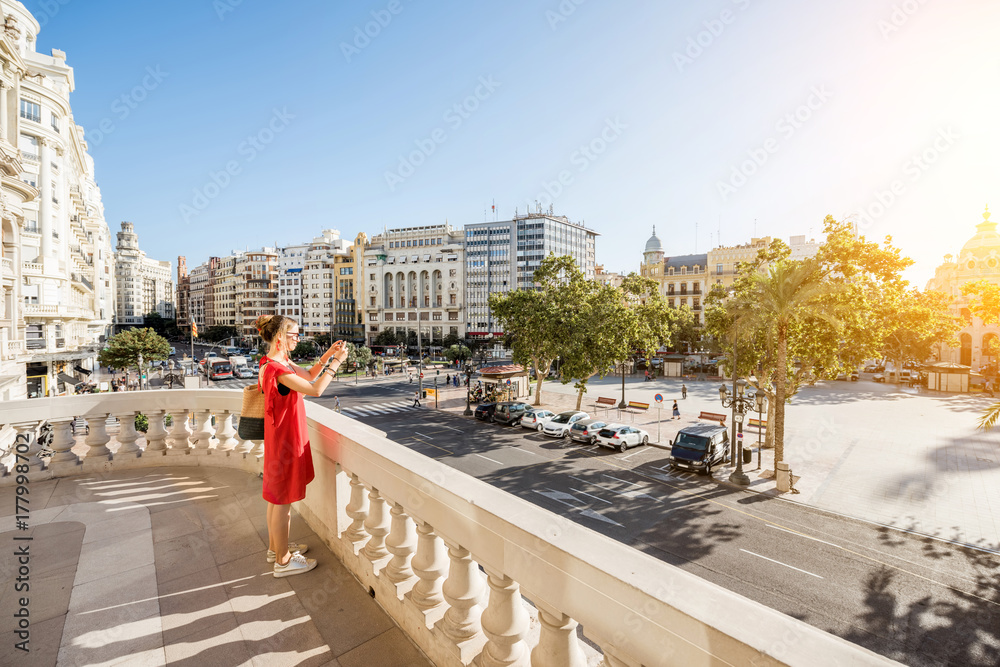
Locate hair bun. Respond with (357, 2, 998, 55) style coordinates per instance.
(254, 315, 274, 332)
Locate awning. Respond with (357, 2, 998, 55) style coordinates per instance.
(74, 365, 92, 375)
(57, 373, 79, 385)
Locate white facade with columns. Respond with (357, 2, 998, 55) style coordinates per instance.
(0, 1, 115, 411)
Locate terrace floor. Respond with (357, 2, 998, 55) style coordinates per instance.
(0, 465, 433, 666)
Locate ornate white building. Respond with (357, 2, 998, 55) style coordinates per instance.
(926, 206, 1000, 370)
(363, 223, 465, 348)
(113, 221, 172, 330)
(0, 1, 115, 405)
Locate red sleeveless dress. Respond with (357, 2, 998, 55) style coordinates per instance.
(260, 357, 314, 504)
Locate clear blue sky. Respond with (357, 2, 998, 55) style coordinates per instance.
(25, 0, 1000, 287)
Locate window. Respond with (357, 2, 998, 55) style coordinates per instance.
(20, 100, 40, 123)
(50, 113, 59, 132)
(716, 264, 723, 274)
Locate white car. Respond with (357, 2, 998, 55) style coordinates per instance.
(542, 411, 590, 438)
(521, 409, 556, 431)
(595, 424, 650, 452)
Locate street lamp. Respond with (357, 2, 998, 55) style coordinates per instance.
(718, 379, 766, 487)
(463, 362, 474, 416)
(754, 389, 768, 471)
(137, 353, 144, 391)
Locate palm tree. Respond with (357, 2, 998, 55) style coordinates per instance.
(728, 258, 844, 473)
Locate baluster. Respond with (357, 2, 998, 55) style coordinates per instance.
(384, 502, 417, 586)
(11, 421, 45, 471)
(408, 520, 447, 615)
(84, 414, 111, 458)
(249, 440, 264, 457)
(233, 435, 253, 454)
(166, 411, 192, 453)
(191, 410, 214, 450)
(47, 418, 78, 468)
(214, 411, 237, 451)
(114, 411, 141, 457)
(479, 569, 530, 667)
(530, 609, 587, 667)
(144, 410, 168, 452)
(361, 487, 390, 562)
(343, 473, 370, 552)
(440, 541, 485, 644)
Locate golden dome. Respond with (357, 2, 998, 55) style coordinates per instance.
(960, 205, 1000, 258)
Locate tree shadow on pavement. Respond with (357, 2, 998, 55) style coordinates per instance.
(476, 460, 747, 567)
(842, 543, 1000, 667)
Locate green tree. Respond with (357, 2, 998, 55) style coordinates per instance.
(346, 343, 373, 371)
(880, 289, 959, 383)
(959, 280, 1000, 429)
(204, 325, 238, 343)
(490, 254, 580, 406)
(373, 329, 399, 346)
(442, 332, 462, 349)
(445, 344, 472, 364)
(291, 341, 316, 359)
(98, 328, 171, 381)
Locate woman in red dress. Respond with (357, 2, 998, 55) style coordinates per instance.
(255, 315, 348, 577)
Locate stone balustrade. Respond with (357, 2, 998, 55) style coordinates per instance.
(0, 391, 898, 667)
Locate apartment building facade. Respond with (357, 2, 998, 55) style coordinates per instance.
(363, 223, 465, 348)
(0, 4, 116, 404)
(113, 221, 173, 331)
(639, 228, 707, 323)
(465, 210, 597, 339)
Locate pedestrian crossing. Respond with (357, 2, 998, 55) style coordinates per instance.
(340, 400, 427, 418)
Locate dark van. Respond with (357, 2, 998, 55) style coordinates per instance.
(670, 423, 730, 474)
(493, 401, 531, 426)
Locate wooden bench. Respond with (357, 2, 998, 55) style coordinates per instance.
(698, 411, 728, 423)
(626, 401, 649, 422)
(747, 417, 767, 430)
(595, 397, 618, 415)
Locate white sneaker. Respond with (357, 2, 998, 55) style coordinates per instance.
(266, 543, 309, 563)
(273, 552, 317, 578)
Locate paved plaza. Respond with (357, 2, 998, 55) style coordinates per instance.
(433, 373, 1000, 554)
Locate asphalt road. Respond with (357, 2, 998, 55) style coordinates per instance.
(305, 379, 1000, 667)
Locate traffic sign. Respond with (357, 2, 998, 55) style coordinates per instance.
(654, 394, 663, 403)
(506, 379, 512, 385)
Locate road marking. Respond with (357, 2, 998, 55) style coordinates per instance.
(405, 434, 452, 455)
(766, 524, 842, 549)
(438, 425, 462, 432)
(617, 451, 642, 461)
(475, 453, 503, 465)
(601, 474, 641, 488)
(739, 549, 824, 579)
(570, 488, 612, 504)
(533, 490, 577, 508)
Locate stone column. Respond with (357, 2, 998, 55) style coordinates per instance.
(439, 541, 485, 644)
(11, 422, 44, 471)
(144, 410, 168, 452)
(214, 411, 237, 451)
(38, 137, 51, 258)
(408, 520, 447, 616)
(0, 81, 7, 141)
(166, 411, 192, 454)
(191, 410, 214, 451)
(343, 474, 370, 552)
(114, 411, 141, 457)
(383, 502, 416, 586)
(530, 609, 587, 667)
(361, 487, 390, 563)
(479, 569, 530, 667)
(84, 414, 111, 458)
(47, 417, 77, 469)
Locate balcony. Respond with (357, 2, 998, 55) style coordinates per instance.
(1, 257, 12, 277)
(19, 149, 39, 164)
(22, 260, 42, 275)
(0, 391, 882, 666)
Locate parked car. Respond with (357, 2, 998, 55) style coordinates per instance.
(493, 401, 532, 426)
(873, 373, 886, 383)
(569, 419, 608, 445)
(669, 423, 730, 473)
(542, 411, 590, 438)
(521, 409, 556, 431)
(864, 363, 883, 373)
(474, 402, 498, 422)
(232, 365, 254, 379)
(594, 424, 650, 452)
(835, 370, 859, 381)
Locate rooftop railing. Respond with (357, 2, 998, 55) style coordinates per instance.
(0, 391, 896, 667)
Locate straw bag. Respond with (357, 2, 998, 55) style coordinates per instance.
(238, 381, 265, 440)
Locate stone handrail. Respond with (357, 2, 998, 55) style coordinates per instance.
(1, 257, 12, 273)
(0, 391, 898, 667)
